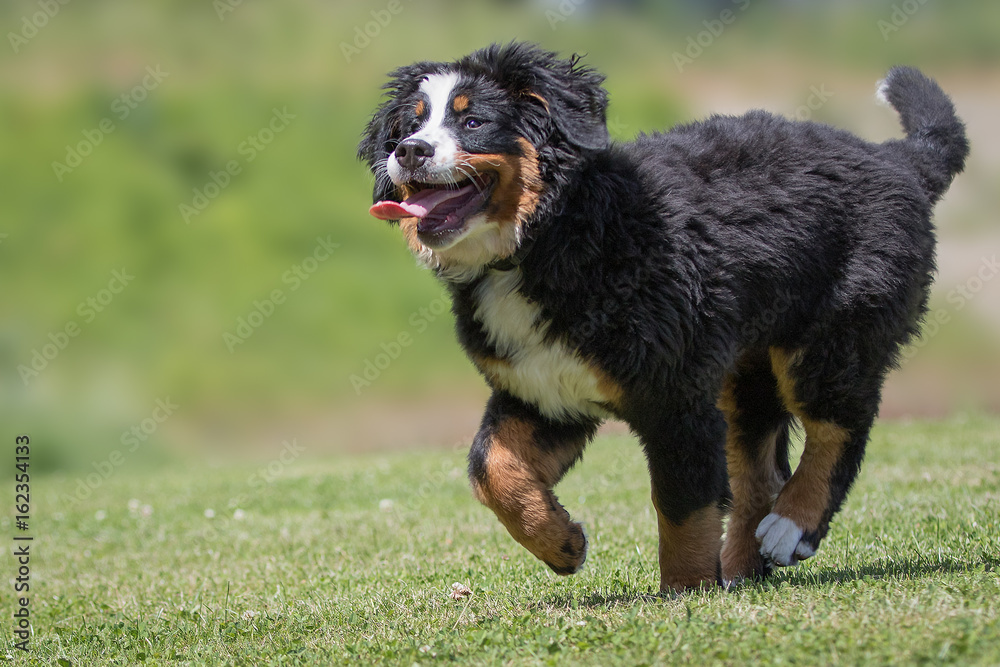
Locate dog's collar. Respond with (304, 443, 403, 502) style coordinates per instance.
(486, 235, 536, 272)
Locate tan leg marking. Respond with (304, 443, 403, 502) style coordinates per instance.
(718, 377, 785, 581)
(769, 348, 850, 533)
(769, 348, 806, 414)
(655, 502, 723, 592)
(770, 419, 848, 531)
(470, 419, 587, 574)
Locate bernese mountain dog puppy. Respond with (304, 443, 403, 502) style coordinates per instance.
(358, 43, 968, 592)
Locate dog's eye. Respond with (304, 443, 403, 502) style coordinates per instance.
(464, 117, 486, 130)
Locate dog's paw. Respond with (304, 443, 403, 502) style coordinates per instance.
(543, 522, 587, 576)
(755, 513, 815, 567)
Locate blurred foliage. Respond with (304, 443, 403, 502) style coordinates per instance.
(1, 0, 997, 470)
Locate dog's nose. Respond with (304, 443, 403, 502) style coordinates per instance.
(394, 138, 434, 170)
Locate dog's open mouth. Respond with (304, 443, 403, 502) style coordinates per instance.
(370, 172, 496, 246)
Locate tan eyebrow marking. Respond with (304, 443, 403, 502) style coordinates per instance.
(453, 94, 469, 113)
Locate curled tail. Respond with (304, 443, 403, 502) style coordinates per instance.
(877, 66, 969, 201)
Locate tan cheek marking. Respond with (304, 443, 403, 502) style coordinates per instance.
(515, 138, 543, 223)
(393, 183, 425, 255)
(414, 99, 425, 117)
(462, 151, 520, 223)
(459, 137, 544, 230)
(399, 217, 425, 256)
(655, 503, 723, 592)
(452, 94, 469, 113)
(402, 138, 543, 264)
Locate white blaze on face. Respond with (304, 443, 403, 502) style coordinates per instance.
(388, 72, 460, 183)
(415, 72, 459, 149)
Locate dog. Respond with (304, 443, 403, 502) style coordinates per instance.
(358, 43, 968, 592)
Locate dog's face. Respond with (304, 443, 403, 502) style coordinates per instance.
(359, 43, 609, 279)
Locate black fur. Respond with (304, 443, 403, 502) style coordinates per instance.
(359, 43, 968, 588)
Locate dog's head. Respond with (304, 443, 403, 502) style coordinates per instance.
(358, 42, 609, 280)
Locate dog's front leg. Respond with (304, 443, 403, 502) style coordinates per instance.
(636, 406, 729, 593)
(467, 391, 598, 575)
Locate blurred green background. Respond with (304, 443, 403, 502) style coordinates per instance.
(2, 0, 998, 472)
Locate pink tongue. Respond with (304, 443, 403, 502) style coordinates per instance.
(368, 201, 411, 220)
(368, 184, 476, 220)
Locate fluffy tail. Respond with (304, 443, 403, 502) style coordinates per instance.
(877, 66, 969, 201)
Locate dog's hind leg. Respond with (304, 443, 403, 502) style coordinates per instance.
(467, 391, 598, 575)
(756, 347, 880, 568)
(718, 350, 793, 584)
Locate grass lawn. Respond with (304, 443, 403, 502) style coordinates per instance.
(5, 414, 999, 665)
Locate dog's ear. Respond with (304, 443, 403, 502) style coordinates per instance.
(358, 98, 401, 204)
(358, 82, 409, 204)
(463, 43, 609, 152)
(526, 51, 610, 152)
(358, 99, 399, 203)
(358, 62, 442, 204)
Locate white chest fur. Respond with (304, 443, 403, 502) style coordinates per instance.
(472, 270, 613, 421)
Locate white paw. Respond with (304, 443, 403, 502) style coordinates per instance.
(755, 513, 815, 567)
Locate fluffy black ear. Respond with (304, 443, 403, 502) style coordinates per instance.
(357, 99, 400, 204)
(531, 52, 610, 151)
(462, 43, 610, 152)
(358, 62, 442, 204)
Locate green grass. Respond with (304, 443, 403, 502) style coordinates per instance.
(5, 414, 999, 665)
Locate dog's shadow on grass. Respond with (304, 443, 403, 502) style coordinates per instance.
(775, 553, 999, 588)
(538, 555, 998, 609)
